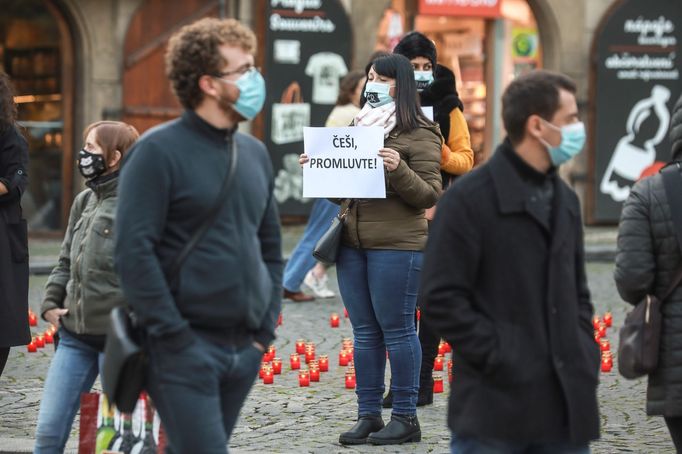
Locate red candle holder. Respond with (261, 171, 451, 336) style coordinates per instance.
(434, 355, 444, 371)
(345, 373, 356, 389)
(600, 339, 610, 352)
(594, 332, 601, 343)
(277, 312, 283, 327)
(290, 353, 301, 370)
(295, 339, 306, 355)
(319, 355, 329, 372)
(263, 352, 273, 363)
(448, 372, 453, 383)
(339, 350, 350, 366)
(601, 356, 612, 372)
(27, 341, 37, 353)
(28, 313, 38, 327)
(603, 312, 613, 328)
(44, 331, 54, 344)
(310, 365, 320, 382)
(417, 308, 421, 321)
(344, 307, 349, 318)
(448, 359, 453, 372)
(263, 367, 274, 384)
(305, 348, 315, 364)
(259, 361, 269, 379)
(433, 374, 444, 393)
(597, 324, 607, 338)
(298, 370, 310, 387)
(443, 342, 452, 353)
(330, 313, 340, 328)
(268, 345, 276, 357)
(438, 342, 447, 356)
(272, 357, 282, 374)
(592, 315, 601, 330)
(35, 335, 45, 348)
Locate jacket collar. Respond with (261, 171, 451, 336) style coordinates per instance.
(86, 171, 119, 199)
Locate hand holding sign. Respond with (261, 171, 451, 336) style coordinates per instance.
(302, 126, 386, 198)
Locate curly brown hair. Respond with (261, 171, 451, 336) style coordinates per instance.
(0, 71, 17, 132)
(165, 18, 257, 110)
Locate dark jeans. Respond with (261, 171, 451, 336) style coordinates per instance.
(450, 434, 590, 454)
(0, 347, 8, 377)
(337, 246, 423, 416)
(145, 333, 262, 453)
(665, 416, 682, 452)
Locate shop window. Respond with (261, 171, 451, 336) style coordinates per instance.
(0, 0, 70, 232)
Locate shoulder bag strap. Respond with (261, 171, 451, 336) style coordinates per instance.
(167, 133, 239, 283)
(660, 163, 682, 301)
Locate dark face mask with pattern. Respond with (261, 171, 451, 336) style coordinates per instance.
(77, 149, 106, 179)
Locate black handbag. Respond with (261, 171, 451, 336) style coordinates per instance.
(618, 164, 682, 379)
(102, 135, 240, 412)
(313, 200, 353, 265)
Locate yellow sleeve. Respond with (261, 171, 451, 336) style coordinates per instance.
(440, 108, 474, 176)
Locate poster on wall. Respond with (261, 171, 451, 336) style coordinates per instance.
(592, 0, 681, 223)
(264, 0, 353, 216)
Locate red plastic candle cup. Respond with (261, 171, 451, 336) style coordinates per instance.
(344, 307, 349, 318)
(448, 372, 453, 383)
(295, 339, 306, 355)
(29, 314, 38, 327)
(290, 353, 301, 370)
(44, 331, 54, 344)
(27, 341, 37, 353)
(592, 316, 601, 330)
(277, 312, 283, 327)
(263, 368, 274, 385)
(600, 339, 610, 352)
(417, 308, 421, 321)
(601, 357, 612, 372)
(272, 357, 282, 374)
(262, 352, 272, 363)
(339, 350, 350, 366)
(259, 362, 268, 379)
(35, 335, 45, 348)
(433, 374, 444, 393)
(298, 370, 310, 387)
(319, 355, 329, 372)
(268, 345, 276, 357)
(345, 373, 356, 389)
(598, 324, 607, 338)
(444, 342, 452, 353)
(438, 342, 447, 356)
(434, 355, 444, 371)
(448, 359, 453, 372)
(603, 312, 613, 328)
(305, 348, 315, 364)
(330, 313, 340, 328)
(594, 332, 601, 343)
(310, 365, 320, 382)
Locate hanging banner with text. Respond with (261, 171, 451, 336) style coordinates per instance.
(418, 0, 502, 18)
(303, 126, 386, 199)
(591, 0, 681, 223)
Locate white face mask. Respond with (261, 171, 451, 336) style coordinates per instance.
(414, 71, 434, 91)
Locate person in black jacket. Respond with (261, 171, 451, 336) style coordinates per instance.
(615, 93, 682, 451)
(0, 71, 29, 378)
(421, 70, 599, 452)
(114, 18, 282, 452)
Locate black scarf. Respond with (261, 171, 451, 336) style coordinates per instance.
(419, 64, 464, 143)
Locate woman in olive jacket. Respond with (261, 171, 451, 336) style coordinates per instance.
(302, 54, 442, 446)
(615, 93, 682, 450)
(0, 71, 30, 378)
(34, 121, 139, 453)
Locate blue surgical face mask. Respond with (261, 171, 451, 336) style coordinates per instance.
(364, 81, 394, 108)
(218, 67, 266, 121)
(540, 120, 586, 166)
(414, 70, 434, 91)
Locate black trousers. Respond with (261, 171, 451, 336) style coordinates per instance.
(0, 347, 9, 378)
(665, 416, 682, 452)
(417, 316, 440, 387)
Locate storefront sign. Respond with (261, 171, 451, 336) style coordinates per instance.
(511, 28, 539, 59)
(592, 0, 681, 223)
(418, 0, 502, 18)
(302, 126, 385, 198)
(264, 0, 353, 215)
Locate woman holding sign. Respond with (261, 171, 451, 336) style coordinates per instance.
(302, 54, 442, 445)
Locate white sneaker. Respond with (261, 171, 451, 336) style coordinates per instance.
(304, 270, 336, 298)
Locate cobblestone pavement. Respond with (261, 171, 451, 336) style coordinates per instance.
(0, 262, 676, 453)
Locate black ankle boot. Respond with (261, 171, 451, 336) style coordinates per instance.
(382, 389, 393, 408)
(339, 415, 385, 445)
(367, 414, 421, 445)
(417, 374, 434, 407)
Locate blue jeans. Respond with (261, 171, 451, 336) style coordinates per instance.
(336, 246, 423, 416)
(35, 329, 104, 453)
(450, 434, 591, 454)
(283, 199, 339, 292)
(145, 333, 262, 453)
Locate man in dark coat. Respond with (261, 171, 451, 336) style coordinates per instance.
(615, 93, 682, 450)
(421, 70, 600, 453)
(0, 71, 30, 377)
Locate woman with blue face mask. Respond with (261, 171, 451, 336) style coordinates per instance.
(386, 31, 475, 410)
(301, 54, 442, 446)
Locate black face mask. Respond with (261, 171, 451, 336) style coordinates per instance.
(77, 149, 106, 179)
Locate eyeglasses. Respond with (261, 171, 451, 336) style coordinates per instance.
(212, 65, 260, 79)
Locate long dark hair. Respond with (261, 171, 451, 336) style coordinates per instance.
(372, 54, 431, 133)
(0, 71, 17, 133)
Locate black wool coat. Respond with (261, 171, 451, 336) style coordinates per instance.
(421, 141, 600, 444)
(0, 125, 30, 347)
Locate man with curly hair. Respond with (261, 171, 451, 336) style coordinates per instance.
(114, 18, 282, 451)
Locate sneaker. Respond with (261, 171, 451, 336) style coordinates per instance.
(304, 270, 336, 298)
(283, 289, 315, 302)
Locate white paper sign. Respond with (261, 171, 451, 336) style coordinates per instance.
(421, 106, 434, 121)
(303, 126, 386, 199)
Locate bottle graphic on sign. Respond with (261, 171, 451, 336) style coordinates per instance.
(600, 85, 671, 202)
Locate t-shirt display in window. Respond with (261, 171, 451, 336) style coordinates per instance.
(305, 52, 348, 105)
